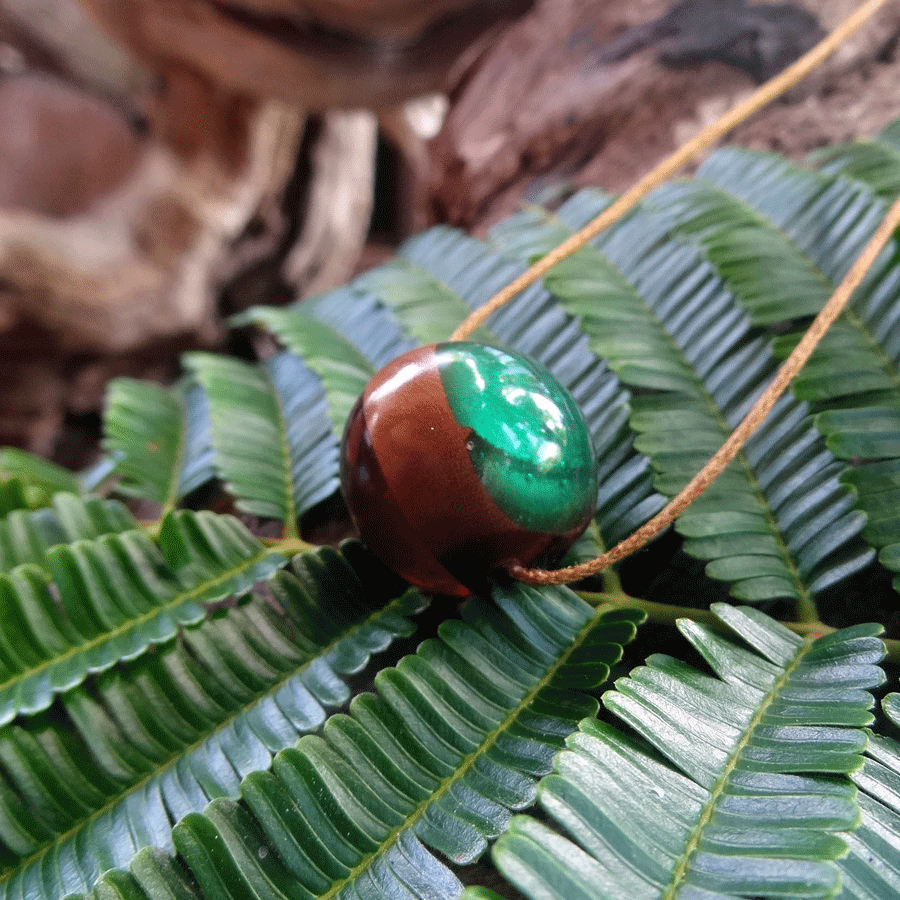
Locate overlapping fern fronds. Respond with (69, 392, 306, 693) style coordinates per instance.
(0, 511, 286, 727)
(491, 190, 873, 605)
(475, 606, 885, 900)
(0, 542, 420, 899)
(2, 115, 900, 900)
(69, 588, 643, 900)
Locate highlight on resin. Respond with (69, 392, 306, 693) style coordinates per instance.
(340, 342, 599, 596)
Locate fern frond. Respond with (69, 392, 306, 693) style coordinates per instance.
(372, 226, 667, 546)
(302, 284, 417, 370)
(483, 605, 884, 900)
(814, 119, 900, 200)
(11, 109, 900, 900)
(839, 458, 900, 590)
(830, 691, 900, 899)
(691, 148, 900, 408)
(0, 481, 30, 518)
(103, 379, 214, 508)
(233, 307, 374, 432)
(0, 511, 285, 725)
(660, 146, 900, 593)
(0, 543, 420, 899)
(817, 407, 900, 461)
(357, 246, 495, 345)
(698, 148, 887, 294)
(0, 494, 135, 575)
(184, 353, 339, 534)
(777, 319, 900, 408)
(72, 586, 643, 900)
(668, 147, 900, 590)
(512, 190, 871, 604)
(489, 198, 610, 264)
(0, 449, 81, 509)
(650, 177, 833, 323)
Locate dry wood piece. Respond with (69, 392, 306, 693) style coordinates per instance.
(425, 0, 900, 230)
(0, 64, 304, 454)
(79, 0, 534, 108)
(284, 110, 378, 296)
(731, 0, 900, 154)
(0, 73, 141, 217)
(0, 0, 145, 98)
(0, 78, 303, 356)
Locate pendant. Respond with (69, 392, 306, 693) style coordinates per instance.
(340, 342, 599, 596)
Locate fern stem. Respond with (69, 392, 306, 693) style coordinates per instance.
(578, 592, 735, 629)
(795, 593, 821, 625)
(601, 564, 624, 596)
(449, 0, 893, 343)
(137, 518, 162, 538)
(579, 591, 825, 638)
(580, 591, 900, 663)
(881, 639, 900, 666)
(261, 535, 318, 554)
(137, 518, 316, 555)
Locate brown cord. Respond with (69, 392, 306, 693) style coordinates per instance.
(449, 0, 892, 344)
(510, 192, 900, 585)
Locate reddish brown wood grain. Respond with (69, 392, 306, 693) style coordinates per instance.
(79, 0, 534, 108)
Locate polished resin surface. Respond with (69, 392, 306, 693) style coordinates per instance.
(341, 342, 598, 596)
(436, 342, 597, 534)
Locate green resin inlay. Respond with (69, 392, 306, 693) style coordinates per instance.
(436, 342, 598, 533)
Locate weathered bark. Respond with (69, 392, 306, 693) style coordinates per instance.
(0, 64, 304, 453)
(79, 0, 534, 108)
(424, 0, 900, 230)
(284, 110, 378, 295)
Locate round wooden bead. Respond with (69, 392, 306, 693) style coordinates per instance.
(340, 342, 599, 596)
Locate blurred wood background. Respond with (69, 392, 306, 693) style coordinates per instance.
(0, 0, 898, 464)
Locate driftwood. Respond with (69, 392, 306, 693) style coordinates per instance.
(78, 0, 534, 109)
(2, 0, 900, 460)
(0, 63, 304, 452)
(0, 0, 541, 456)
(284, 111, 378, 295)
(425, 0, 896, 229)
(423, 0, 900, 230)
